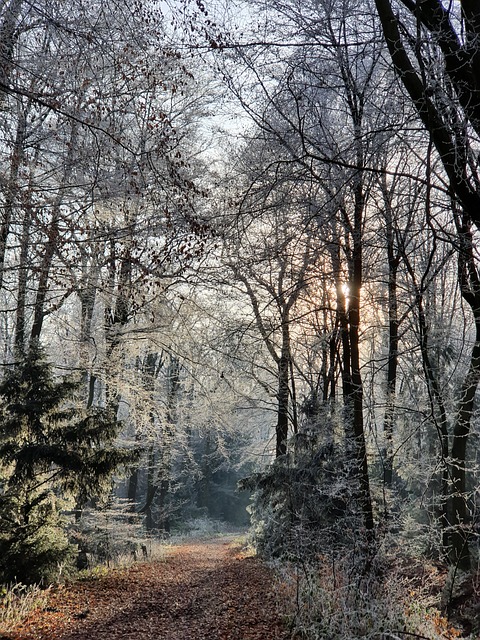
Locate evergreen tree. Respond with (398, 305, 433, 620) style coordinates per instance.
(0, 342, 132, 583)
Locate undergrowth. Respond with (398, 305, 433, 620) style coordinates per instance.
(0, 582, 50, 633)
(274, 553, 467, 640)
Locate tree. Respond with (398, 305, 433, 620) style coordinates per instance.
(0, 0, 213, 540)
(0, 342, 132, 583)
(216, 0, 389, 540)
(374, 0, 480, 230)
(222, 192, 315, 458)
(373, 0, 480, 569)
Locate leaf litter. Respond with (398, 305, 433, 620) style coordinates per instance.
(1, 538, 289, 640)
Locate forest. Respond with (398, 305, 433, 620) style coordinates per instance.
(0, 0, 480, 638)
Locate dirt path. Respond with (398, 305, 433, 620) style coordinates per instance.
(4, 537, 289, 640)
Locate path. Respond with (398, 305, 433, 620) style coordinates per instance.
(5, 537, 289, 640)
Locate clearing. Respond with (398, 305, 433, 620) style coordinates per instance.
(2, 537, 289, 640)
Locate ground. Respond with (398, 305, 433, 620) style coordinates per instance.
(1, 537, 289, 640)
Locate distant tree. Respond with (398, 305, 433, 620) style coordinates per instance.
(224, 204, 315, 458)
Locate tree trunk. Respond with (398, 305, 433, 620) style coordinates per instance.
(0, 107, 27, 294)
(383, 186, 400, 489)
(276, 318, 290, 456)
(329, 236, 353, 443)
(127, 466, 139, 507)
(156, 356, 180, 532)
(142, 444, 157, 532)
(29, 122, 78, 345)
(374, 0, 480, 230)
(447, 219, 480, 568)
(0, 0, 23, 97)
(138, 352, 160, 530)
(349, 172, 375, 539)
(29, 208, 60, 343)
(14, 196, 32, 352)
(449, 334, 480, 569)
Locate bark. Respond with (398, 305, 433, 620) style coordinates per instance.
(329, 237, 352, 411)
(276, 347, 290, 457)
(79, 252, 101, 408)
(382, 183, 400, 488)
(349, 156, 375, 538)
(383, 265, 398, 488)
(447, 219, 480, 569)
(449, 322, 480, 569)
(104, 217, 134, 412)
(29, 209, 60, 343)
(289, 358, 298, 435)
(0, 0, 23, 94)
(14, 207, 31, 351)
(79, 257, 100, 344)
(411, 0, 480, 135)
(0, 108, 27, 294)
(14, 185, 34, 352)
(29, 122, 79, 345)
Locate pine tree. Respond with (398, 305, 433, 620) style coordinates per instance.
(0, 342, 133, 583)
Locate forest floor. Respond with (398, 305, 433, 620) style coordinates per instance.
(1, 536, 289, 640)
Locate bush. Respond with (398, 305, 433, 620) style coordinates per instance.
(244, 435, 360, 561)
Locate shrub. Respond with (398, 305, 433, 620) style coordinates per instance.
(244, 434, 360, 561)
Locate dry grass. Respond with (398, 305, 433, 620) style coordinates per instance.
(0, 582, 50, 634)
(274, 554, 466, 640)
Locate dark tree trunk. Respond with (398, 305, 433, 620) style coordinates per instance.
(14, 199, 32, 352)
(0, 0, 23, 95)
(127, 467, 139, 507)
(448, 219, 480, 569)
(1, 108, 27, 295)
(29, 209, 60, 344)
(349, 168, 375, 539)
(29, 122, 78, 345)
(156, 356, 180, 532)
(383, 186, 400, 489)
(276, 318, 290, 456)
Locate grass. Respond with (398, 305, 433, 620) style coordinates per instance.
(0, 582, 50, 634)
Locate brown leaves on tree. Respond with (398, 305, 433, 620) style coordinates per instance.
(2, 539, 288, 640)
